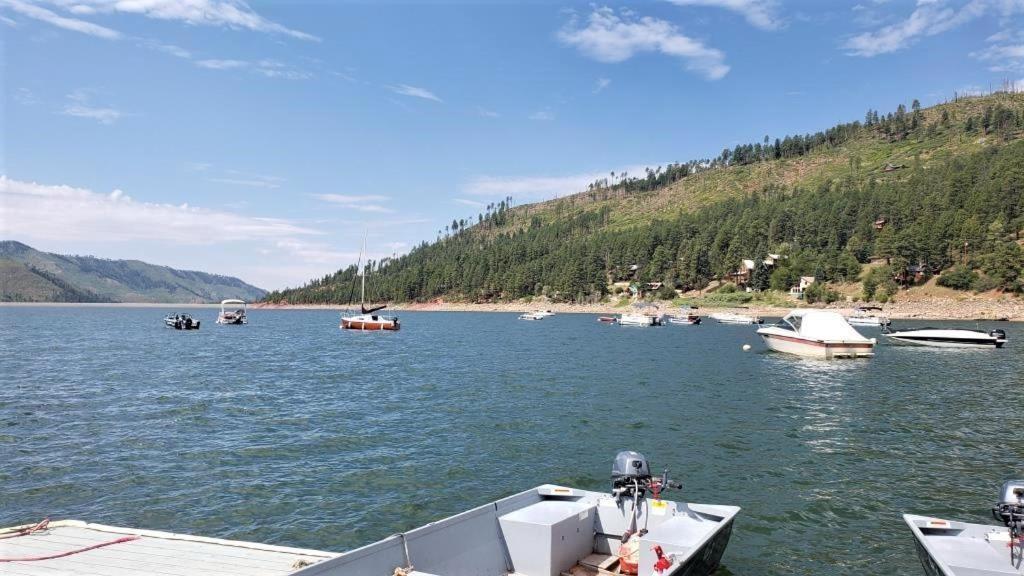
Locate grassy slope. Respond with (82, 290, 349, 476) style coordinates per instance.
(497, 92, 1024, 235)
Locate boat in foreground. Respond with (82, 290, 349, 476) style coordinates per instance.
(904, 479, 1023, 576)
(709, 312, 762, 325)
(0, 451, 739, 576)
(216, 299, 247, 324)
(885, 327, 1007, 348)
(757, 310, 875, 359)
(163, 313, 200, 330)
(846, 306, 890, 327)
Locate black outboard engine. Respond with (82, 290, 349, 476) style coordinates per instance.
(992, 479, 1024, 563)
(990, 329, 1007, 342)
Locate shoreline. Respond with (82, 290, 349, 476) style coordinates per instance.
(3, 298, 1021, 321)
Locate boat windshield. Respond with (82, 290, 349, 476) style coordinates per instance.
(783, 315, 801, 332)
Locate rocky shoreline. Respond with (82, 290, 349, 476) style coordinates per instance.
(253, 296, 1023, 321)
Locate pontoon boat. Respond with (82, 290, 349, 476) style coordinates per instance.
(216, 299, 247, 324)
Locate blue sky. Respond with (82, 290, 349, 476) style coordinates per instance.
(2, 0, 1023, 290)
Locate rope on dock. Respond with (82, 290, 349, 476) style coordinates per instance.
(0, 518, 50, 540)
(0, 535, 140, 562)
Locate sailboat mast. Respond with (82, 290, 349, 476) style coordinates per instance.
(360, 230, 367, 305)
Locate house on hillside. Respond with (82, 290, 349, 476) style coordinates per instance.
(896, 263, 930, 285)
(730, 259, 757, 286)
(789, 276, 816, 299)
(762, 253, 785, 266)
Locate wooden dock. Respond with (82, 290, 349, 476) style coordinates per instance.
(0, 520, 335, 575)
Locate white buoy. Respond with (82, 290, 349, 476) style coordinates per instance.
(742, 344, 751, 351)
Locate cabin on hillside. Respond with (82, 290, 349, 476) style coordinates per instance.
(762, 253, 785, 266)
(896, 263, 931, 285)
(730, 259, 757, 286)
(789, 276, 816, 299)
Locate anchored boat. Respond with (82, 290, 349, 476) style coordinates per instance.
(618, 313, 658, 326)
(846, 306, 890, 327)
(0, 452, 739, 576)
(216, 299, 247, 324)
(519, 312, 546, 321)
(884, 327, 1007, 348)
(163, 313, 200, 330)
(904, 479, 1024, 576)
(757, 310, 875, 359)
(340, 233, 400, 331)
(667, 306, 701, 325)
(709, 312, 762, 325)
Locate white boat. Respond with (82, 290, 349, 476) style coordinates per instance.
(904, 479, 1023, 576)
(532, 310, 555, 318)
(618, 312, 658, 326)
(163, 313, 200, 330)
(884, 327, 1007, 348)
(757, 310, 876, 359)
(667, 306, 701, 325)
(340, 233, 400, 331)
(709, 312, 762, 325)
(216, 299, 247, 324)
(846, 306, 890, 327)
(518, 312, 545, 321)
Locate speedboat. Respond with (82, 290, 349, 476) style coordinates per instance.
(757, 310, 875, 359)
(847, 306, 890, 327)
(884, 327, 1007, 348)
(597, 316, 617, 323)
(519, 312, 545, 321)
(618, 313, 658, 326)
(904, 479, 1023, 576)
(216, 299, 247, 324)
(164, 313, 200, 330)
(532, 310, 556, 318)
(709, 312, 762, 325)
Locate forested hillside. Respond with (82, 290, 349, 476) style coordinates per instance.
(268, 92, 1024, 305)
(0, 241, 266, 303)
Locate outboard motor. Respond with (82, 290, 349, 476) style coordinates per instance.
(990, 329, 1007, 342)
(611, 451, 682, 576)
(992, 480, 1024, 563)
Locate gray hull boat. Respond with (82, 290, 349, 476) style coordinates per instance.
(905, 480, 1024, 576)
(294, 451, 739, 576)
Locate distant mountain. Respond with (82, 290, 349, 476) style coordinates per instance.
(0, 241, 266, 303)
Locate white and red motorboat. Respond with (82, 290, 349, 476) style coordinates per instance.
(757, 310, 875, 359)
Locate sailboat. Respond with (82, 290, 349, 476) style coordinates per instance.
(340, 233, 400, 331)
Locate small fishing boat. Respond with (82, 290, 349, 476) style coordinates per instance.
(846, 306, 890, 327)
(163, 313, 200, 330)
(757, 310, 875, 359)
(216, 299, 247, 324)
(340, 233, 399, 332)
(667, 306, 701, 325)
(532, 310, 556, 318)
(519, 312, 545, 321)
(709, 312, 762, 325)
(904, 479, 1023, 576)
(884, 327, 1007, 348)
(0, 451, 738, 576)
(597, 316, 617, 323)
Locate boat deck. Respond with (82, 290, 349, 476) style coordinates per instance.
(0, 520, 335, 576)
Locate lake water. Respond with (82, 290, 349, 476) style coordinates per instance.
(1, 306, 1021, 575)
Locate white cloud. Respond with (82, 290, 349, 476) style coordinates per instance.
(844, 0, 1024, 57)
(594, 77, 612, 93)
(59, 90, 124, 124)
(528, 109, 555, 121)
(195, 58, 311, 79)
(0, 0, 121, 39)
(464, 164, 656, 202)
(558, 7, 729, 80)
(453, 198, 487, 208)
(0, 175, 317, 244)
(666, 0, 782, 30)
(314, 193, 394, 213)
(32, 0, 318, 41)
(140, 40, 191, 59)
(972, 26, 1024, 71)
(388, 84, 443, 102)
(476, 106, 500, 118)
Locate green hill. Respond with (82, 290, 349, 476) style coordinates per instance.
(0, 241, 266, 303)
(268, 92, 1024, 305)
